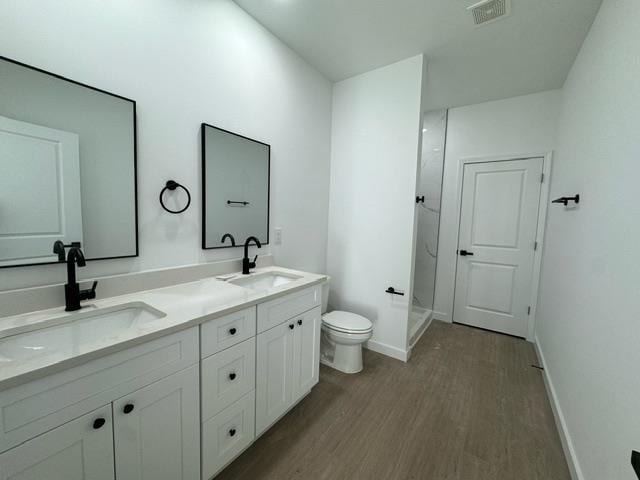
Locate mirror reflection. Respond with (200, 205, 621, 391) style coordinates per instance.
(201, 123, 270, 249)
(0, 57, 138, 268)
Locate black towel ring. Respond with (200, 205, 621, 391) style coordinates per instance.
(160, 180, 191, 214)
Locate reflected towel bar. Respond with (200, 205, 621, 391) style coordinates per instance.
(552, 194, 580, 206)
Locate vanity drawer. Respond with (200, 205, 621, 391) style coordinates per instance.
(0, 327, 198, 454)
(257, 285, 321, 333)
(201, 338, 256, 421)
(201, 307, 256, 358)
(201, 392, 255, 480)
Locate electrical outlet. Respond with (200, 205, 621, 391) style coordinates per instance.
(632, 450, 640, 479)
(274, 227, 282, 245)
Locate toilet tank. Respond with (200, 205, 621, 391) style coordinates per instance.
(321, 276, 331, 314)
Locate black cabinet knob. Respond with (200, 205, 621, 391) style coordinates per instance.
(289, 324, 294, 330)
(229, 328, 237, 335)
(93, 418, 106, 429)
(123, 404, 135, 414)
(229, 428, 236, 437)
(297, 319, 302, 326)
(229, 372, 237, 381)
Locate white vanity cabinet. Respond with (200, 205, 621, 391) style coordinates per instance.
(0, 406, 115, 480)
(200, 307, 257, 480)
(200, 285, 322, 479)
(0, 328, 200, 480)
(0, 277, 325, 480)
(113, 365, 200, 480)
(255, 288, 321, 436)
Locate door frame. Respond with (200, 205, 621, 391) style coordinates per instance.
(451, 152, 553, 341)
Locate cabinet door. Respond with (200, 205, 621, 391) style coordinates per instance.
(0, 406, 114, 480)
(255, 321, 295, 435)
(113, 365, 200, 480)
(292, 306, 322, 401)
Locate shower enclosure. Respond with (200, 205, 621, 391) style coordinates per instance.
(409, 109, 446, 346)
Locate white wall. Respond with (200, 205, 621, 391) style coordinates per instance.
(0, 0, 331, 291)
(434, 90, 561, 321)
(327, 55, 424, 360)
(535, 1, 640, 478)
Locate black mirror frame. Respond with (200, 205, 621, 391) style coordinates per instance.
(200, 123, 270, 250)
(0, 55, 139, 269)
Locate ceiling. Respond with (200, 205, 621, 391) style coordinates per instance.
(233, 0, 602, 109)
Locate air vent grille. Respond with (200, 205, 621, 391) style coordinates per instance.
(468, 0, 510, 26)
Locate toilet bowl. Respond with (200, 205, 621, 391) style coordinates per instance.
(320, 279, 373, 374)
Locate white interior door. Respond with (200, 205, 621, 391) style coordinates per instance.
(453, 158, 543, 337)
(0, 115, 82, 266)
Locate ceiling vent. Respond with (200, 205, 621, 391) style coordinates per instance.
(467, 0, 511, 26)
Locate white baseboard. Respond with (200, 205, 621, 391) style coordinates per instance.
(365, 339, 408, 362)
(534, 336, 584, 480)
(432, 310, 450, 323)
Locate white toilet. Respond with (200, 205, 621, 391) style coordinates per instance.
(320, 279, 373, 374)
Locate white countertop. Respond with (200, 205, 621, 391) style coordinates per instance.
(0, 266, 327, 390)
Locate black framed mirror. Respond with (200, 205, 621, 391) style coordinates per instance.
(0, 56, 138, 268)
(201, 123, 270, 249)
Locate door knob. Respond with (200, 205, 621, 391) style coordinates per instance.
(229, 372, 237, 381)
(229, 327, 237, 335)
(229, 428, 236, 437)
(297, 319, 303, 326)
(289, 324, 295, 330)
(459, 249, 474, 256)
(123, 404, 135, 414)
(93, 418, 106, 429)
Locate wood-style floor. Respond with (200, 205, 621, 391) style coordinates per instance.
(216, 321, 570, 480)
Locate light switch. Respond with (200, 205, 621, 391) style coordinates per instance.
(274, 228, 282, 245)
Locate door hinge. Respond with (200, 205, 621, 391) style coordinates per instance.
(527, 306, 531, 315)
(540, 173, 545, 183)
(534, 241, 538, 251)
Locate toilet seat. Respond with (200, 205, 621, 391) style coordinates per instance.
(322, 310, 372, 334)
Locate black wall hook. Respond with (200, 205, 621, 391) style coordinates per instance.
(160, 180, 191, 214)
(552, 194, 580, 206)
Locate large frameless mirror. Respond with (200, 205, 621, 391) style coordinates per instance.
(201, 123, 270, 249)
(0, 56, 138, 268)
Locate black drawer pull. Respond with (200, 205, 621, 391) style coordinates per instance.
(229, 327, 237, 335)
(289, 324, 294, 330)
(229, 428, 236, 437)
(123, 404, 134, 414)
(229, 372, 237, 381)
(297, 319, 303, 326)
(93, 418, 106, 429)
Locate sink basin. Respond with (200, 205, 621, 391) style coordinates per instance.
(0, 303, 166, 365)
(229, 271, 301, 292)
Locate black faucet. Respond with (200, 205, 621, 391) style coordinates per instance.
(54, 242, 98, 311)
(242, 236, 262, 274)
(221, 233, 236, 246)
(53, 240, 81, 261)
